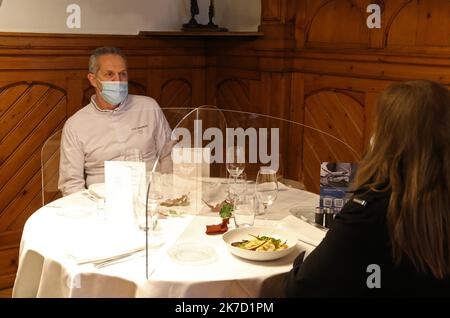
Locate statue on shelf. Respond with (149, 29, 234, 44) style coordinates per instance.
(184, 0, 200, 27)
(182, 0, 228, 32)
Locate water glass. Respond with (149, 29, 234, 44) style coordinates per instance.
(228, 172, 247, 201)
(134, 175, 162, 229)
(233, 194, 256, 228)
(255, 167, 278, 215)
(123, 148, 143, 162)
(226, 146, 245, 179)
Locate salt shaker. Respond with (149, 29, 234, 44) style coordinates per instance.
(315, 207, 324, 226)
(324, 208, 334, 228)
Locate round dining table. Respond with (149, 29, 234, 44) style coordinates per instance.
(12, 182, 325, 298)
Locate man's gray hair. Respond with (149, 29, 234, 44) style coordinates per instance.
(88, 47, 127, 73)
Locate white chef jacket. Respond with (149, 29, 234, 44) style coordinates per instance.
(58, 94, 171, 196)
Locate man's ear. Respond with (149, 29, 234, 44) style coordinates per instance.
(87, 73, 99, 89)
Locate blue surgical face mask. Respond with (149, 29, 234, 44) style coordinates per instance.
(99, 81, 128, 105)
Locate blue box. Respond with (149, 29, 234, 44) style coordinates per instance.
(319, 162, 358, 214)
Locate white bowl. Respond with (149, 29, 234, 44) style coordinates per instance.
(222, 226, 298, 261)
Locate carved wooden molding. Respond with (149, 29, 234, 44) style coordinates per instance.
(304, 0, 369, 47)
(304, 88, 365, 106)
(261, 0, 282, 22)
(384, 0, 414, 47)
(160, 78, 192, 109)
(216, 78, 250, 110)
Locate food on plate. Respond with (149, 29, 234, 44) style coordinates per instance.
(205, 218, 230, 235)
(231, 234, 288, 251)
(159, 209, 184, 217)
(219, 202, 233, 219)
(203, 199, 233, 213)
(161, 194, 189, 207)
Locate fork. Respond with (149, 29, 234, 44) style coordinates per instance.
(77, 247, 145, 266)
(94, 251, 145, 268)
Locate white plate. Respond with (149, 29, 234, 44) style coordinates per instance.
(167, 242, 217, 265)
(88, 183, 105, 199)
(222, 226, 297, 261)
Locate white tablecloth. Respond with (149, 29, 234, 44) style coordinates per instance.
(13, 185, 324, 298)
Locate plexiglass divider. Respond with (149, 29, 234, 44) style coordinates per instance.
(143, 106, 362, 279)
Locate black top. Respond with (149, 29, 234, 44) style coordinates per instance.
(284, 190, 450, 297)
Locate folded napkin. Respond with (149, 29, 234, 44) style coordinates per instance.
(277, 215, 327, 247)
(277, 182, 291, 191)
(88, 183, 105, 199)
(65, 228, 145, 264)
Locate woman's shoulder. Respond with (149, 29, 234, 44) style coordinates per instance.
(335, 190, 390, 225)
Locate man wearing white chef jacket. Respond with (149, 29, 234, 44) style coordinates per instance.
(58, 47, 172, 196)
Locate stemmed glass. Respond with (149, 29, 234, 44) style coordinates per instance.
(228, 172, 247, 203)
(136, 175, 164, 247)
(226, 146, 245, 182)
(123, 148, 144, 162)
(255, 167, 279, 215)
(123, 148, 145, 227)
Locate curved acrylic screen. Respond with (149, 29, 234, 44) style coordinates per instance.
(142, 106, 363, 278)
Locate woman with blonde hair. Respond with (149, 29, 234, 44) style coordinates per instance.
(285, 80, 450, 297)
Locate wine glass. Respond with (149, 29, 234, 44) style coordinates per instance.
(226, 146, 245, 182)
(122, 148, 143, 162)
(146, 190, 163, 232)
(228, 172, 247, 202)
(135, 174, 162, 231)
(123, 148, 145, 225)
(135, 179, 164, 247)
(255, 167, 278, 215)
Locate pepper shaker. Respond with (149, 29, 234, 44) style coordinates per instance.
(324, 208, 334, 228)
(315, 207, 324, 226)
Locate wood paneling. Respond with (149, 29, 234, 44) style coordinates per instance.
(2, 0, 450, 291)
(0, 288, 12, 298)
(216, 78, 251, 111)
(303, 91, 364, 192)
(386, 0, 450, 48)
(305, 0, 369, 48)
(262, 0, 282, 21)
(160, 78, 192, 108)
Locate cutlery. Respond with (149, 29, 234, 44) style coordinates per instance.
(94, 251, 145, 268)
(81, 191, 99, 203)
(298, 215, 328, 232)
(77, 246, 145, 266)
(88, 189, 104, 201)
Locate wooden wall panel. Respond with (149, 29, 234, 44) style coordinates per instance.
(305, 0, 369, 48)
(160, 78, 192, 109)
(303, 91, 364, 193)
(216, 78, 251, 111)
(386, 0, 450, 48)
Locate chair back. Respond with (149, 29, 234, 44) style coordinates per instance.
(41, 130, 63, 206)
